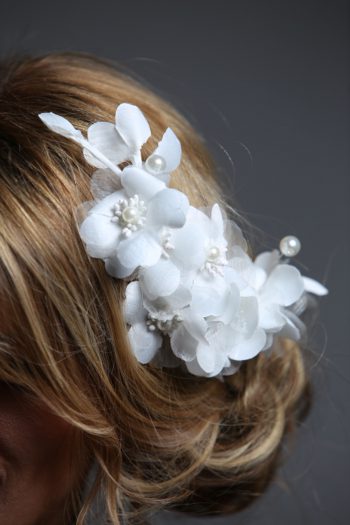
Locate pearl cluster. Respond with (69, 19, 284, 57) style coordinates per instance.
(146, 313, 183, 334)
(202, 245, 227, 276)
(111, 194, 147, 237)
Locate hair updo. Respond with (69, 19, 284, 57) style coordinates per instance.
(0, 52, 310, 524)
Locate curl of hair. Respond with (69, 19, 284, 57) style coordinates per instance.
(0, 52, 311, 524)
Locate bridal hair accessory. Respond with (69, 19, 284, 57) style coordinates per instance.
(38, 103, 328, 378)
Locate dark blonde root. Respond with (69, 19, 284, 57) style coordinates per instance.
(0, 52, 311, 524)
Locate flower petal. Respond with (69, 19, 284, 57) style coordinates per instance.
(170, 325, 198, 361)
(147, 188, 189, 228)
(90, 169, 122, 201)
(196, 343, 217, 373)
(128, 322, 162, 364)
(124, 282, 146, 325)
(143, 285, 191, 313)
(151, 127, 181, 172)
(172, 221, 207, 268)
(210, 204, 224, 237)
(262, 264, 304, 306)
(140, 259, 180, 298)
(229, 328, 267, 361)
(223, 265, 249, 292)
(185, 357, 209, 377)
(232, 296, 259, 335)
(279, 309, 306, 340)
(225, 220, 248, 254)
(262, 333, 274, 351)
(87, 190, 126, 215)
(104, 255, 135, 279)
(221, 360, 241, 376)
(219, 284, 241, 325)
(121, 166, 165, 200)
(86, 122, 129, 165)
(302, 276, 329, 296)
(191, 283, 227, 318)
(259, 303, 286, 331)
(79, 212, 121, 259)
(117, 231, 162, 271)
(115, 103, 151, 152)
(241, 264, 267, 291)
(182, 309, 208, 344)
(191, 279, 239, 322)
(254, 250, 280, 273)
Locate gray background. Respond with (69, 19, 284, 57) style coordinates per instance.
(0, 1, 349, 524)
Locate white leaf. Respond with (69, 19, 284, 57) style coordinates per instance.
(39, 112, 83, 141)
(83, 148, 108, 169)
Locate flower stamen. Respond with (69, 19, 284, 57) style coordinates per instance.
(111, 194, 147, 237)
(146, 313, 182, 334)
(201, 245, 228, 276)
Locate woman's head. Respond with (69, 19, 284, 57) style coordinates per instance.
(0, 52, 310, 525)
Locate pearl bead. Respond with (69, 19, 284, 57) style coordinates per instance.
(145, 154, 166, 174)
(122, 206, 139, 224)
(279, 235, 301, 257)
(207, 246, 220, 261)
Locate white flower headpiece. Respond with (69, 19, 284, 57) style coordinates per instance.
(39, 103, 328, 378)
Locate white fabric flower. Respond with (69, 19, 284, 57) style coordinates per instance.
(83, 103, 151, 168)
(38, 101, 329, 379)
(79, 168, 189, 277)
(184, 291, 267, 377)
(124, 281, 206, 365)
(170, 204, 229, 274)
(228, 247, 323, 341)
(39, 103, 181, 178)
(124, 281, 163, 363)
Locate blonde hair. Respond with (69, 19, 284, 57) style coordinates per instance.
(0, 52, 310, 524)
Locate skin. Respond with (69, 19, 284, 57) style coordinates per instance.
(0, 382, 81, 525)
(0, 294, 90, 525)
